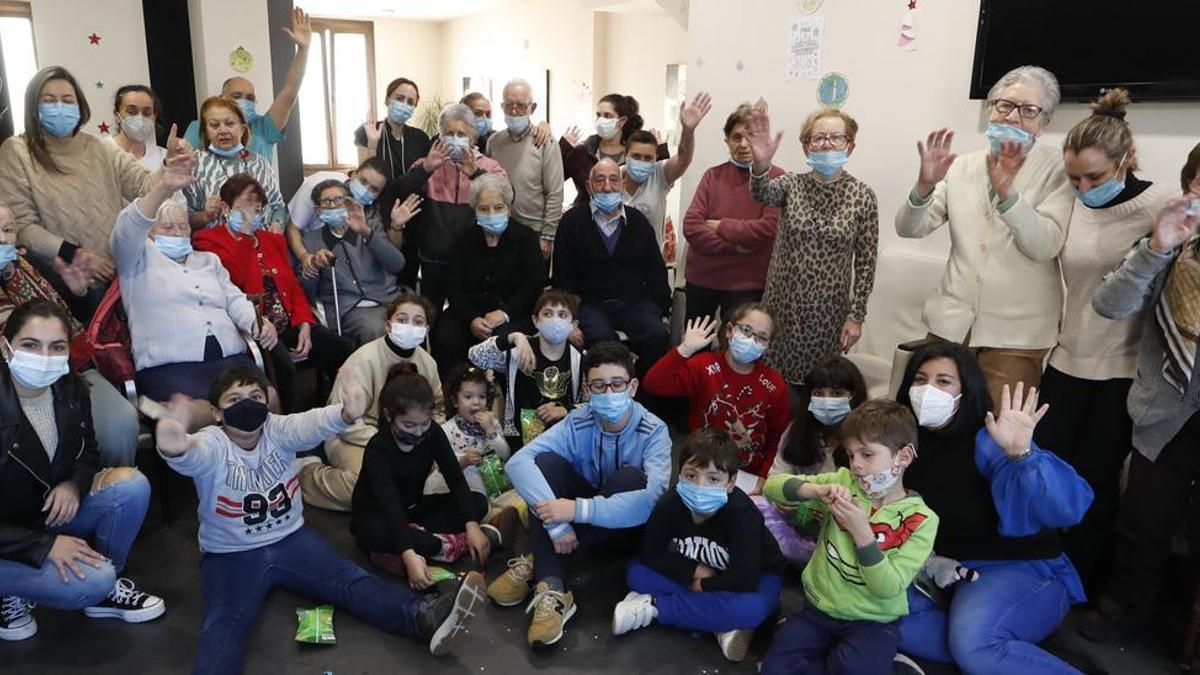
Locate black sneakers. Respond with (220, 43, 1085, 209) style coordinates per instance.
(481, 506, 520, 550)
(83, 577, 166, 623)
(417, 570, 486, 656)
(0, 596, 36, 641)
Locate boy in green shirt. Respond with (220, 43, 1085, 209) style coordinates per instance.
(760, 399, 937, 674)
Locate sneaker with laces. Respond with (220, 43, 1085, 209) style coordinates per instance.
(526, 581, 576, 649)
(715, 627, 753, 662)
(417, 570, 486, 656)
(83, 577, 165, 623)
(487, 554, 534, 606)
(481, 506, 520, 550)
(0, 597, 36, 641)
(612, 591, 656, 635)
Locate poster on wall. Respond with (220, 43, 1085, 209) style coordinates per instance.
(787, 15, 824, 80)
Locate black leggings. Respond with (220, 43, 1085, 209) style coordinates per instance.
(353, 491, 489, 559)
(267, 323, 353, 412)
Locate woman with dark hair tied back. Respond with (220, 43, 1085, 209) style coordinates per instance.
(894, 341, 1093, 674)
(356, 77, 432, 181)
(558, 93, 670, 209)
(109, 85, 167, 172)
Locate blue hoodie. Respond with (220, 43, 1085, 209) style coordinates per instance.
(505, 401, 671, 540)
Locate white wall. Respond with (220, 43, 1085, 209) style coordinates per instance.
(187, 0, 275, 111)
(26, 0, 150, 136)
(602, 12, 687, 134)
(684, 0, 1200, 257)
(371, 18, 443, 114)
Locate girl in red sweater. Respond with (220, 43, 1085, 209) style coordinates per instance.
(643, 303, 789, 494)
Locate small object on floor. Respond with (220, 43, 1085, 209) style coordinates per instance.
(295, 605, 337, 644)
(488, 554, 535, 606)
(892, 653, 925, 674)
(427, 565, 458, 584)
(0, 597, 36, 641)
(83, 577, 165, 623)
(612, 591, 656, 635)
(421, 570, 486, 656)
(482, 506, 520, 550)
(715, 627, 753, 663)
(526, 581, 576, 649)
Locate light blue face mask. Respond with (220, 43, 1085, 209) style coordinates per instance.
(444, 135, 470, 159)
(154, 235, 193, 260)
(537, 317, 573, 345)
(474, 116, 492, 138)
(807, 150, 848, 177)
(808, 396, 852, 426)
(38, 102, 80, 138)
(676, 479, 730, 514)
(477, 211, 509, 236)
(730, 157, 753, 170)
(208, 142, 245, 158)
(235, 98, 258, 123)
(728, 333, 765, 364)
(319, 207, 349, 227)
(349, 179, 376, 206)
(985, 122, 1034, 155)
(0, 244, 17, 268)
(589, 390, 632, 424)
(505, 115, 530, 134)
(591, 191, 622, 214)
(227, 209, 264, 234)
(1074, 155, 1127, 208)
(388, 100, 414, 125)
(626, 159, 655, 184)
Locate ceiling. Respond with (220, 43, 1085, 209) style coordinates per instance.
(299, 0, 518, 22)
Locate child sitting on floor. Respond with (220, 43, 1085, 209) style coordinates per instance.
(156, 365, 487, 673)
(612, 427, 783, 664)
(351, 363, 517, 589)
(760, 399, 938, 675)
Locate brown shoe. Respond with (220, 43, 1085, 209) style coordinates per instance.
(526, 581, 576, 649)
(487, 554, 534, 607)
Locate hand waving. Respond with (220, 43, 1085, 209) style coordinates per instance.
(679, 91, 713, 131)
(1148, 194, 1200, 254)
(677, 315, 717, 357)
(916, 128, 957, 197)
(747, 98, 783, 169)
(984, 382, 1049, 458)
(425, 140, 450, 172)
(337, 367, 369, 422)
(156, 394, 194, 456)
(985, 140, 1027, 203)
(281, 7, 312, 49)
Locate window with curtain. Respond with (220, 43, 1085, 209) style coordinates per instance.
(0, 1, 37, 136)
(298, 17, 375, 172)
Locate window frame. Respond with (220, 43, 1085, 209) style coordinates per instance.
(303, 16, 375, 173)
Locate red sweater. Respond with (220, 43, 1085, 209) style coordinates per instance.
(683, 161, 784, 290)
(193, 226, 315, 328)
(643, 348, 789, 477)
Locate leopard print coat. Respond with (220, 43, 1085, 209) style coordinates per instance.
(751, 170, 879, 384)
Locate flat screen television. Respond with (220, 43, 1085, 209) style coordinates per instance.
(970, 0, 1200, 102)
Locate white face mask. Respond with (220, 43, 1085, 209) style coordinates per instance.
(120, 115, 155, 143)
(909, 384, 961, 429)
(595, 117, 619, 140)
(388, 322, 427, 350)
(4, 341, 69, 389)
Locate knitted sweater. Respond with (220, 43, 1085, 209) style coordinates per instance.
(1049, 183, 1168, 380)
(551, 204, 671, 312)
(683, 161, 784, 291)
(0, 133, 156, 262)
(487, 128, 565, 238)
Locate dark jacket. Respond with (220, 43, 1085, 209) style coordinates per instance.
(354, 122, 432, 182)
(0, 366, 99, 567)
(446, 219, 546, 324)
(552, 203, 671, 312)
(560, 135, 670, 210)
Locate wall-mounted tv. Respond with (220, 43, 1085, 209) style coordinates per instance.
(970, 0, 1200, 102)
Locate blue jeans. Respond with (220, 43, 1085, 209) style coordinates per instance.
(527, 452, 647, 584)
(762, 604, 899, 675)
(0, 470, 150, 609)
(626, 558, 780, 632)
(193, 526, 424, 675)
(578, 298, 669, 367)
(899, 559, 1079, 675)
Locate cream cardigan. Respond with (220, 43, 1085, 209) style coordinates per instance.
(895, 142, 1074, 349)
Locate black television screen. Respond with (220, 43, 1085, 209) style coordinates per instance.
(970, 0, 1200, 101)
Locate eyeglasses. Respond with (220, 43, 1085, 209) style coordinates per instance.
(587, 379, 630, 394)
(805, 133, 849, 149)
(989, 99, 1044, 120)
(732, 323, 770, 345)
(590, 176, 622, 188)
(500, 101, 532, 114)
(319, 196, 347, 208)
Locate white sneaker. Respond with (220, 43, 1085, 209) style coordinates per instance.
(0, 597, 36, 641)
(611, 591, 657, 636)
(83, 577, 166, 623)
(715, 627, 753, 662)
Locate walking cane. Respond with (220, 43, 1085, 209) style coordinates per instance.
(329, 258, 343, 337)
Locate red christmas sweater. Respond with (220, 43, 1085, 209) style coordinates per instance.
(644, 349, 790, 477)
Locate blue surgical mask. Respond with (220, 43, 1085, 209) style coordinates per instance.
(388, 100, 414, 125)
(154, 235, 192, 260)
(349, 179, 375, 206)
(537, 317, 573, 345)
(477, 211, 509, 236)
(319, 207, 349, 227)
(38, 102, 80, 138)
(808, 396, 852, 426)
(676, 479, 730, 514)
(235, 98, 258, 123)
(208, 142, 245, 158)
(1075, 158, 1127, 208)
(4, 343, 69, 389)
(505, 115, 530, 134)
(807, 150, 848, 177)
(626, 159, 654, 184)
(591, 191, 622, 214)
(227, 210, 264, 234)
(474, 116, 492, 138)
(985, 122, 1034, 155)
(728, 333, 765, 364)
(589, 390, 632, 424)
(444, 135, 470, 159)
(0, 244, 17, 268)
(730, 157, 753, 170)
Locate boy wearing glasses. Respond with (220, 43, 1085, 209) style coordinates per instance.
(487, 341, 671, 650)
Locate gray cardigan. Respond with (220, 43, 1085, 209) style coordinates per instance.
(301, 221, 406, 324)
(1092, 237, 1200, 460)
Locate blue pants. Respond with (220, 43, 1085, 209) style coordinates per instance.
(528, 452, 646, 584)
(578, 298, 669, 367)
(898, 560, 1078, 675)
(0, 470, 150, 609)
(762, 605, 899, 675)
(194, 526, 424, 675)
(626, 558, 780, 632)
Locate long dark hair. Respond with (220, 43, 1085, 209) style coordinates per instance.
(23, 66, 90, 174)
(378, 362, 434, 429)
(3, 299, 84, 391)
(781, 356, 867, 469)
(894, 340, 992, 436)
(598, 93, 644, 145)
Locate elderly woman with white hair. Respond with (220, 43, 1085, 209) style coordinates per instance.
(431, 172, 545, 373)
(110, 168, 277, 418)
(896, 65, 1074, 408)
(388, 102, 508, 313)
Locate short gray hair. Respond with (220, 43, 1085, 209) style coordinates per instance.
(987, 65, 1061, 120)
(439, 103, 477, 140)
(502, 78, 533, 102)
(469, 173, 514, 208)
(156, 200, 188, 225)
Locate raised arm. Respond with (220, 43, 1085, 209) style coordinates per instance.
(895, 129, 956, 239)
(265, 7, 312, 131)
(663, 92, 711, 185)
(1093, 196, 1198, 319)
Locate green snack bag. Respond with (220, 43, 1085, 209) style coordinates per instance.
(426, 565, 458, 583)
(478, 452, 512, 498)
(295, 605, 336, 645)
(520, 408, 546, 444)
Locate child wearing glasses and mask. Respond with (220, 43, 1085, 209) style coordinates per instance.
(643, 303, 790, 495)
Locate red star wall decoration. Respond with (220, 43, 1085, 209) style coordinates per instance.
(908, 0, 917, 8)
(98, 121, 110, 134)
(87, 33, 101, 45)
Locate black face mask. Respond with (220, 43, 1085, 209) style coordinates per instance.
(222, 398, 269, 432)
(393, 427, 427, 448)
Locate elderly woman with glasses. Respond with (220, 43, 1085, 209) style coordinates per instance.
(896, 65, 1074, 408)
(746, 102, 879, 387)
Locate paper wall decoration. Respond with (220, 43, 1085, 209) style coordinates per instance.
(787, 16, 824, 81)
(97, 121, 110, 134)
(87, 33, 101, 45)
(798, 0, 823, 14)
(817, 71, 849, 109)
(898, 10, 917, 51)
(230, 47, 253, 73)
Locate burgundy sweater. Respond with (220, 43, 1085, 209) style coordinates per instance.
(683, 161, 784, 290)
